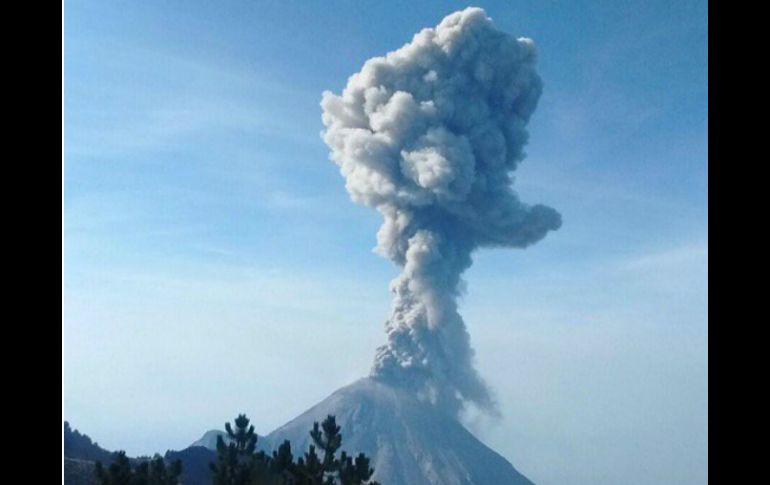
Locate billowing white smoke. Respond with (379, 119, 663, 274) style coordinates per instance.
(321, 7, 561, 418)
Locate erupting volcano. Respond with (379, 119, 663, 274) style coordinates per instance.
(270, 7, 559, 484)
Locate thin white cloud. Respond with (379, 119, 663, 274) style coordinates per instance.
(64, 42, 321, 158)
(620, 241, 708, 272)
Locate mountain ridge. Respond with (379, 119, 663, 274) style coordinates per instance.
(260, 377, 534, 485)
(66, 378, 534, 485)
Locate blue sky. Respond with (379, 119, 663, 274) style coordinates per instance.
(63, 1, 707, 485)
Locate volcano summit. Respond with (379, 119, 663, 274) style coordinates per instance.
(321, 5, 559, 418)
(290, 7, 560, 484)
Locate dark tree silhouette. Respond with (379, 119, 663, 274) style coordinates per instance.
(64, 421, 113, 462)
(211, 414, 270, 485)
(211, 413, 379, 485)
(95, 451, 181, 485)
(148, 455, 183, 485)
(293, 416, 378, 485)
(95, 451, 133, 485)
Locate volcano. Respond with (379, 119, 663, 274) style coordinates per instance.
(259, 377, 534, 485)
(187, 10, 553, 484)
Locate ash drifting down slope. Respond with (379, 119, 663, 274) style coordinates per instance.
(321, 6, 560, 418)
(190, 9, 558, 485)
(263, 378, 534, 485)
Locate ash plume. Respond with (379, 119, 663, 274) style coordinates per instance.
(321, 7, 561, 418)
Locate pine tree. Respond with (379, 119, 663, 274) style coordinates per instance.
(209, 413, 380, 485)
(211, 414, 268, 485)
(148, 454, 182, 485)
(269, 441, 297, 485)
(95, 451, 182, 485)
(95, 451, 134, 485)
(338, 452, 376, 485)
(289, 415, 379, 485)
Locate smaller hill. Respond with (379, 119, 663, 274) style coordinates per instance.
(188, 429, 229, 450)
(164, 446, 217, 485)
(64, 421, 112, 462)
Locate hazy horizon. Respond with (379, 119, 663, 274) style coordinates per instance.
(63, 2, 707, 485)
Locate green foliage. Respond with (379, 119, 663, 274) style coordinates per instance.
(210, 414, 270, 485)
(211, 413, 379, 485)
(95, 451, 182, 485)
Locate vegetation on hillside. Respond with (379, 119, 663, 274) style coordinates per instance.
(210, 413, 379, 485)
(65, 421, 113, 463)
(87, 413, 379, 485)
(94, 451, 182, 485)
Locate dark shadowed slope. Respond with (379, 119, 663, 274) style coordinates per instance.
(263, 377, 535, 485)
(64, 421, 113, 463)
(164, 446, 217, 485)
(63, 422, 109, 485)
(63, 422, 217, 485)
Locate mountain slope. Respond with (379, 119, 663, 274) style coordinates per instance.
(64, 421, 112, 463)
(263, 377, 534, 485)
(189, 429, 229, 449)
(164, 446, 217, 485)
(63, 458, 98, 485)
(63, 422, 214, 485)
(63, 422, 110, 485)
